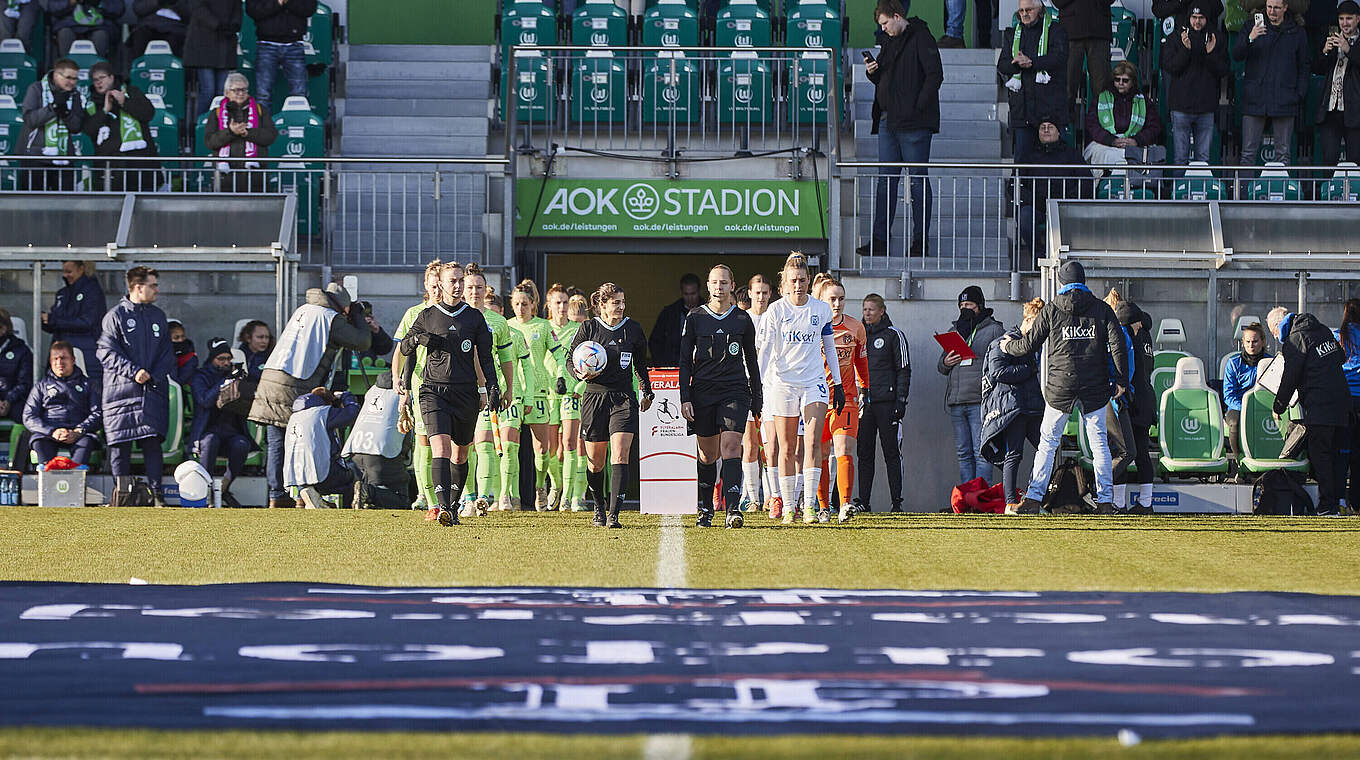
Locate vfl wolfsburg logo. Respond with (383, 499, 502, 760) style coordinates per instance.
(662, 85, 680, 104)
(55, 480, 70, 494)
(623, 183, 660, 221)
(591, 87, 609, 105)
(1263, 417, 1280, 435)
(1181, 417, 1201, 435)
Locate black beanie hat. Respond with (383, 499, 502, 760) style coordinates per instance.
(1058, 261, 1086, 285)
(958, 285, 986, 307)
(1114, 301, 1140, 327)
(205, 338, 231, 363)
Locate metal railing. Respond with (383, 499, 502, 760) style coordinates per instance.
(0, 154, 509, 271)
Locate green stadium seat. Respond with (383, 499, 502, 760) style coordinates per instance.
(64, 40, 106, 94)
(642, 51, 700, 124)
(1237, 386, 1308, 474)
(1245, 163, 1302, 201)
(503, 49, 553, 124)
(715, 0, 771, 49)
(718, 51, 772, 125)
(643, 0, 699, 50)
(570, 50, 626, 124)
(1321, 162, 1360, 201)
(502, 0, 557, 62)
(1171, 163, 1226, 200)
(1217, 314, 1263, 381)
(1110, 2, 1138, 63)
(787, 0, 843, 56)
(0, 94, 21, 191)
(1158, 357, 1228, 475)
(0, 39, 37, 104)
(131, 40, 185, 125)
(305, 1, 334, 66)
(270, 96, 324, 236)
(573, 0, 628, 48)
(1096, 172, 1156, 200)
(240, 12, 257, 58)
(788, 51, 830, 126)
(1152, 317, 1190, 412)
(132, 378, 186, 468)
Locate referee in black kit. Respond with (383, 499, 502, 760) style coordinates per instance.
(679, 264, 762, 529)
(566, 282, 653, 528)
(398, 261, 500, 527)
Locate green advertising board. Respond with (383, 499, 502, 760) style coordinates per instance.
(516, 179, 828, 239)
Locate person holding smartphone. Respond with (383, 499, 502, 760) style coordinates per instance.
(1160, 5, 1229, 166)
(1312, 1, 1360, 167)
(1231, 0, 1308, 166)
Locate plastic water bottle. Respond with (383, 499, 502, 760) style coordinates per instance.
(2, 476, 14, 506)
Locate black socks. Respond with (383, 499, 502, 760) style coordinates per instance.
(433, 457, 452, 510)
(697, 461, 716, 515)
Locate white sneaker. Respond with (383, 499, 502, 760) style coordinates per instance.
(803, 502, 817, 524)
(458, 504, 475, 518)
(838, 502, 854, 523)
(546, 485, 560, 511)
(473, 495, 491, 517)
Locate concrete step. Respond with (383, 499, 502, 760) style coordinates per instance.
(940, 48, 1000, 66)
(346, 97, 490, 118)
(349, 44, 493, 63)
(344, 115, 488, 136)
(852, 99, 997, 122)
(853, 137, 1002, 162)
(347, 60, 491, 81)
(941, 65, 1000, 85)
(340, 134, 489, 156)
(938, 82, 995, 102)
(345, 80, 492, 99)
(937, 119, 1000, 142)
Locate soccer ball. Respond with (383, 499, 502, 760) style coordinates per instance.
(572, 340, 608, 379)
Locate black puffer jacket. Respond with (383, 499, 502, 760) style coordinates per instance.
(866, 17, 943, 133)
(864, 314, 911, 406)
(1273, 312, 1350, 424)
(183, 0, 241, 70)
(1002, 284, 1128, 414)
(1053, 0, 1115, 41)
(246, 0, 317, 44)
(1160, 22, 1230, 114)
(997, 17, 1071, 128)
(1118, 303, 1157, 428)
(980, 328, 1044, 467)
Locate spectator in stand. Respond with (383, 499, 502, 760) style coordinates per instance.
(204, 72, 277, 194)
(129, 0, 191, 57)
(1233, 0, 1309, 166)
(42, 0, 125, 57)
(97, 265, 175, 506)
(858, 293, 910, 513)
(184, 0, 241, 118)
(248, 283, 373, 509)
(1268, 305, 1350, 515)
(1313, 1, 1360, 167)
(998, 0, 1070, 159)
(342, 371, 412, 509)
(1222, 321, 1271, 467)
(18, 59, 87, 192)
(858, 0, 943, 259)
(84, 62, 159, 193)
(1336, 299, 1360, 510)
(1, 0, 41, 52)
(190, 337, 254, 507)
(980, 298, 1045, 509)
(167, 320, 198, 385)
(940, 0, 967, 47)
(1161, 4, 1230, 165)
(649, 273, 701, 368)
(0, 308, 34, 431)
(247, 0, 318, 106)
(937, 285, 1006, 485)
(284, 387, 359, 509)
(42, 260, 106, 387)
(1083, 61, 1164, 166)
(1016, 117, 1088, 263)
(237, 319, 273, 379)
(1053, 0, 1114, 102)
(23, 341, 101, 468)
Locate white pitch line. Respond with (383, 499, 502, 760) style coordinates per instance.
(649, 516, 692, 760)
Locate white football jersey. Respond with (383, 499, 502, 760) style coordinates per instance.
(757, 296, 835, 387)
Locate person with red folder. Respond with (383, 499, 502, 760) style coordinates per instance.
(936, 286, 1006, 487)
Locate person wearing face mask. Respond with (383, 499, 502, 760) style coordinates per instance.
(1232, 0, 1308, 166)
(1312, 1, 1360, 167)
(190, 337, 255, 507)
(1083, 60, 1164, 167)
(938, 285, 1006, 487)
(1161, 4, 1230, 166)
(1222, 322, 1272, 475)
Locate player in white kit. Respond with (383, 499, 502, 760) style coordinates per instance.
(755, 252, 846, 524)
(741, 274, 775, 515)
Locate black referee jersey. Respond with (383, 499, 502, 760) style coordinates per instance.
(399, 301, 497, 390)
(678, 304, 760, 404)
(569, 316, 652, 396)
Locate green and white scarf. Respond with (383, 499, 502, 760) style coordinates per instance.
(1097, 90, 1145, 138)
(1006, 12, 1052, 92)
(39, 77, 71, 162)
(85, 84, 147, 152)
(72, 2, 103, 26)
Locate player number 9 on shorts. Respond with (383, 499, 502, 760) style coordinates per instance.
(573, 341, 608, 380)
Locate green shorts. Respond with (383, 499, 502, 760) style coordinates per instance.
(560, 393, 582, 422)
(524, 396, 553, 425)
(477, 397, 524, 431)
(547, 394, 562, 426)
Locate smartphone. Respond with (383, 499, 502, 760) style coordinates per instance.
(861, 50, 875, 64)
(1331, 24, 1342, 35)
(1254, 12, 1264, 26)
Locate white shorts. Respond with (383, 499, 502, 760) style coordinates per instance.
(764, 380, 829, 419)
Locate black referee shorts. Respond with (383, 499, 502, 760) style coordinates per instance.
(418, 382, 480, 446)
(581, 390, 638, 443)
(689, 392, 750, 438)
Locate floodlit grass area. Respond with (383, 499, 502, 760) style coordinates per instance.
(3, 508, 1360, 593)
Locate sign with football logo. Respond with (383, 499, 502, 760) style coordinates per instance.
(639, 368, 694, 514)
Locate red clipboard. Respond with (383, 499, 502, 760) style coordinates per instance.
(933, 331, 978, 361)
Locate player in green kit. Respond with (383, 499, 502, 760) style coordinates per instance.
(509, 280, 561, 511)
(391, 259, 442, 519)
(542, 283, 573, 510)
(463, 264, 527, 512)
(552, 291, 591, 511)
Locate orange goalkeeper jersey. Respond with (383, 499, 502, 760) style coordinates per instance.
(826, 315, 869, 391)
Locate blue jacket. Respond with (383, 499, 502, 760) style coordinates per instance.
(0, 335, 33, 421)
(1337, 324, 1360, 398)
(172, 339, 200, 386)
(291, 390, 360, 473)
(96, 297, 175, 446)
(42, 274, 107, 382)
(979, 329, 1044, 467)
(22, 368, 101, 438)
(1222, 350, 1271, 412)
(240, 344, 269, 380)
(189, 363, 253, 445)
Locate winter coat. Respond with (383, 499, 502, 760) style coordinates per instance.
(203, 99, 277, 158)
(1152, 0, 1224, 24)
(188, 361, 252, 445)
(1085, 86, 1165, 147)
(248, 288, 373, 429)
(1001, 284, 1129, 414)
(171, 339, 198, 385)
(183, 0, 241, 70)
(1053, 0, 1114, 40)
(41, 0, 124, 34)
(132, 0, 193, 37)
(1273, 312, 1350, 425)
(1017, 137, 1089, 207)
(1338, 323, 1360, 397)
(82, 80, 157, 157)
(980, 329, 1044, 466)
(936, 309, 1006, 406)
(1160, 23, 1230, 114)
(1231, 17, 1310, 117)
(42, 273, 107, 381)
(239, 342, 269, 379)
(1127, 314, 1157, 428)
(866, 17, 944, 133)
(864, 314, 911, 406)
(22, 368, 101, 438)
(0, 335, 33, 421)
(997, 17, 1071, 128)
(246, 0, 316, 44)
(96, 297, 175, 445)
(648, 298, 690, 368)
(1221, 349, 1270, 411)
(18, 75, 86, 160)
(1311, 38, 1360, 128)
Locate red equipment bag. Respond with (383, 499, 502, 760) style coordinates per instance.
(950, 477, 1007, 514)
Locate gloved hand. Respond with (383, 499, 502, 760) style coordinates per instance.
(857, 388, 869, 410)
(415, 332, 444, 351)
(750, 386, 762, 419)
(892, 400, 907, 422)
(486, 384, 502, 414)
(831, 383, 846, 415)
(555, 376, 567, 396)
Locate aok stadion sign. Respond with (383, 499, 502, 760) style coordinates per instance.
(515, 179, 828, 238)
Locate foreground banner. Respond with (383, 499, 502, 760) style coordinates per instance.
(638, 367, 695, 514)
(515, 178, 829, 238)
